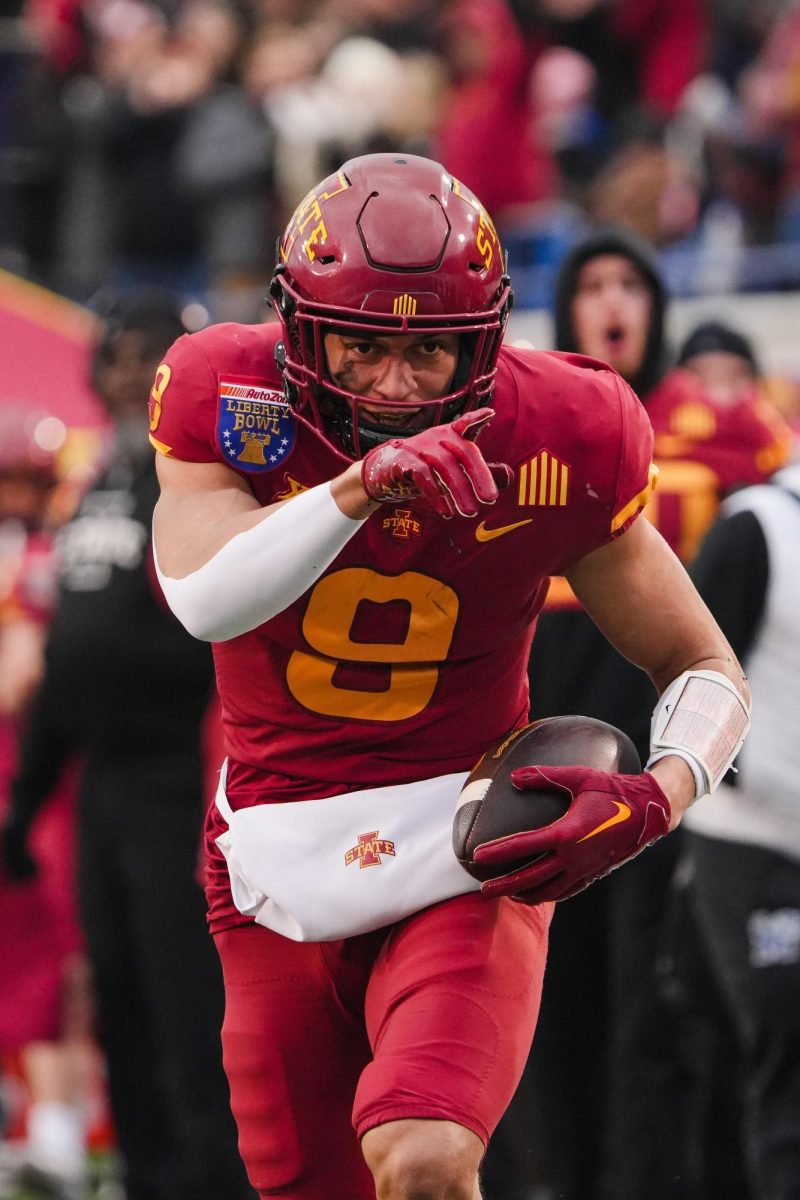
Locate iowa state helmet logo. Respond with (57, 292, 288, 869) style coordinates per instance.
(217, 377, 296, 472)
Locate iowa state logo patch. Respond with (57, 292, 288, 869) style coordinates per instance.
(217, 377, 296, 472)
(344, 831, 396, 869)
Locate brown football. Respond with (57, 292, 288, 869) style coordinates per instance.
(453, 716, 641, 883)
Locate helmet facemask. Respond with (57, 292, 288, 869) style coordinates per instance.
(272, 276, 510, 458)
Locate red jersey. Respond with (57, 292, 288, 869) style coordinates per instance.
(0, 528, 58, 627)
(544, 366, 793, 612)
(150, 324, 654, 801)
(645, 367, 793, 563)
(0, 525, 82, 1047)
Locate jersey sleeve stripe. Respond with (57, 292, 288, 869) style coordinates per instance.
(149, 434, 173, 456)
(610, 462, 659, 534)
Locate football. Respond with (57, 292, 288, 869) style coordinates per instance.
(453, 715, 641, 882)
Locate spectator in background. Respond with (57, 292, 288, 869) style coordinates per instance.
(669, 316, 800, 455)
(678, 318, 767, 404)
(173, 0, 276, 322)
(527, 44, 610, 205)
(433, 0, 556, 231)
(0, 410, 89, 1200)
(0, 0, 74, 285)
(520, 0, 706, 236)
(554, 224, 668, 395)
(586, 117, 702, 251)
(523, 0, 707, 131)
(246, 17, 445, 239)
(0, 293, 255, 1200)
(682, 456, 800, 1200)
(53, 0, 259, 303)
(646, 320, 794, 563)
(235, 17, 339, 225)
(738, 3, 800, 251)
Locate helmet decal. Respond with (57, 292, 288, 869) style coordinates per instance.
(393, 295, 418, 317)
(279, 172, 351, 266)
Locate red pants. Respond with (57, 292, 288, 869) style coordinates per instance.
(215, 893, 553, 1199)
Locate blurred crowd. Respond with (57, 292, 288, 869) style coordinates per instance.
(3, 0, 800, 316)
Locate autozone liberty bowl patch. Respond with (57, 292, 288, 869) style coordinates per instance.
(217, 378, 297, 472)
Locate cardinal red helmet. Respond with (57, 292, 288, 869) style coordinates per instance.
(269, 152, 513, 459)
(0, 406, 62, 530)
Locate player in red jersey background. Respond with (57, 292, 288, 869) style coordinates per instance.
(149, 154, 749, 1200)
(645, 319, 793, 563)
(0, 411, 89, 1197)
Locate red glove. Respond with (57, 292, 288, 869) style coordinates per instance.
(474, 767, 672, 904)
(360, 407, 513, 518)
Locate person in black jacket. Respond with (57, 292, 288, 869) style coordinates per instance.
(1, 293, 255, 1200)
(683, 461, 800, 1200)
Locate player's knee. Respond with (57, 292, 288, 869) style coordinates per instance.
(363, 1120, 481, 1200)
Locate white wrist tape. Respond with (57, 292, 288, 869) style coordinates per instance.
(154, 482, 367, 642)
(646, 669, 751, 800)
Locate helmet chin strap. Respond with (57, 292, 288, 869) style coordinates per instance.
(321, 397, 392, 459)
(324, 393, 478, 460)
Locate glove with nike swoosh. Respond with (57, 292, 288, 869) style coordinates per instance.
(474, 766, 671, 904)
(361, 407, 513, 518)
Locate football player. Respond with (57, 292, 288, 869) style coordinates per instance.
(150, 154, 750, 1200)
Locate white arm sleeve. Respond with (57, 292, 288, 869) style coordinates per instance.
(153, 482, 368, 642)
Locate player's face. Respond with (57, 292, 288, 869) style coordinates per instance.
(323, 331, 460, 428)
(95, 330, 166, 421)
(570, 255, 652, 383)
(682, 351, 755, 408)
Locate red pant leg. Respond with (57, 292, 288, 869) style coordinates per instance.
(214, 923, 378, 1200)
(215, 895, 552, 1198)
(355, 893, 553, 1144)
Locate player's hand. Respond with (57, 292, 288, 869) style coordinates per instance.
(360, 407, 513, 518)
(474, 767, 671, 904)
(0, 815, 38, 882)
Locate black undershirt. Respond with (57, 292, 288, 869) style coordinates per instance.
(688, 508, 770, 666)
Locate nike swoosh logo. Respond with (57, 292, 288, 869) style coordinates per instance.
(475, 518, 533, 542)
(577, 801, 632, 842)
